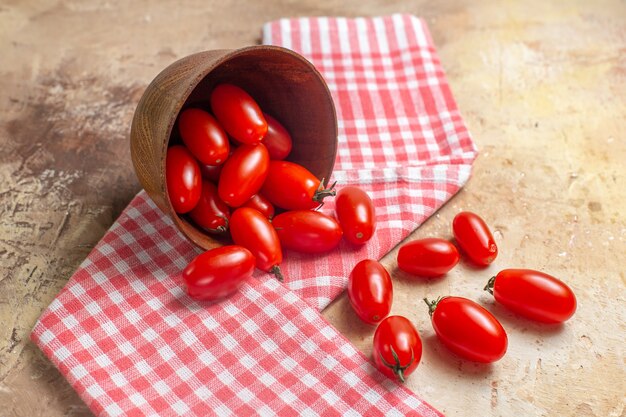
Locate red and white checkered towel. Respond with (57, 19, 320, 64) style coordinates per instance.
(32, 14, 476, 416)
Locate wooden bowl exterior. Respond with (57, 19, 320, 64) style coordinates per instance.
(130, 46, 338, 250)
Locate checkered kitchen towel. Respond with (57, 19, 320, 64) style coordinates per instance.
(32, 14, 476, 416)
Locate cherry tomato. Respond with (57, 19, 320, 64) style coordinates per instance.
(373, 316, 422, 383)
(485, 269, 576, 323)
(229, 207, 283, 280)
(348, 259, 393, 325)
(183, 245, 255, 301)
(262, 113, 292, 160)
(199, 162, 223, 183)
(397, 238, 459, 277)
(425, 296, 507, 363)
(210, 84, 267, 144)
(218, 144, 269, 207)
(242, 194, 275, 220)
(261, 161, 336, 210)
(335, 186, 375, 245)
(452, 211, 498, 266)
(272, 210, 342, 253)
(166, 145, 201, 213)
(188, 181, 230, 233)
(178, 108, 230, 165)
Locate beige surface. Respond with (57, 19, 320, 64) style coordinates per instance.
(1, 1, 624, 416)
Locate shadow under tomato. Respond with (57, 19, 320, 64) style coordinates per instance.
(389, 265, 450, 287)
(422, 334, 496, 378)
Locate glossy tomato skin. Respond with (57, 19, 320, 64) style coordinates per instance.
(229, 207, 283, 277)
(488, 269, 576, 323)
(199, 162, 223, 183)
(335, 186, 375, 245)
(183, 245, 255, 301)
(218, 144, 269, 207)
(427, 296, 507, 363)
(397, 238, 460, 277)
(178, 108, 230, 165)
(166, 145, 201, 213)
(348, 260, 393, 325)
(452, 212, 498, 266)
(261, 160, 335, 210)
(188, 181, 230, 233)
(373, 316, 422, 383)
(272, 210, 343, 253)
(261, 113, 292, 160)
(210, 84, 267, 144)
(242, 194, 275, 220)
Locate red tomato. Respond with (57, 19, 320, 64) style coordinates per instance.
(199, 162, 223, 183)
(210, 84, 267, 144)
(166, 145, 201, 213)
(373, 316, 422, 383)
(178, 108, 230, 165)
(452, 212, 498, 266)
(272, 210, 343, 253)
(397, 238, 459, 277)
(262, 113, 292, 160)
(335, 186, 375, 245)
(425, 296, 507, 363)
(229, 207, 283, 280)
(242, 194, 275, 220)
(347, 260, 393, 325)
(486, 269, 576, 323)
(188, 181, 230, 233)
(183, 245, 255, 301)
(218, 144, 269, 207)
(261, 161, 336, 210)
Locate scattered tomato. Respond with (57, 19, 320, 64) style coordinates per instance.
(262, 113, 292, 160)
(218, 144, 269, 207)
(272, 210, 342, 253)
(183, 245, 255, 301)
(452, 211, 498, 266)
(242, 194, 275, 220)
(188, 181, 230, 233)
(210, 84, 267, 144)
(335, 186, 375, 245)
(229, 207, 283, 280)
(178, 108, 230, 165)
(397, 238, 459, 277)
(348, 259, 393, 325)
(373, 316, 422, 383)
(425, 296, 507, 363)
(486, 269, 576, 323)
(166, 145, 201, 213)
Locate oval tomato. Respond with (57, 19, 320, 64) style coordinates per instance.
(262, 113, 292, 160)
(229, 207, 283, 280)
(166, 145, 201, 213)
(242, 194, 275, 220)
(183, 245, 255, 301)
(486, 269, 576, 323)
(261, 161, 336, 210)
(425, 296, 507, 363)
(218, 144, 269, 207)
(272, 210, 342, 253)
(335, 186, 375, 245)
(178, 108, 230, 165)
(373, 316, 422, 383)
(188, 181, 230, 233)
(210, 84, 267, 144)
(348, 259, 393, 325)
(452, 211, 498, 266)
(397, 238, 459, 277)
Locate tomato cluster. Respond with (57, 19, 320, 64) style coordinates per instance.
(167, 84, 376, 300)
(347, 211, 577, 383)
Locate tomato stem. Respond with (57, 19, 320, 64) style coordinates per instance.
(312, 178, 337, 207)
(379, 346, 414, 383)
(423, 297, 443, 317)
(484, 276, 496, 295)
(271, 265, 284, 282)
(204, 215, 229, 234)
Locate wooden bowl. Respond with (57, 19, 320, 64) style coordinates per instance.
(130, 46, 338, 250)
